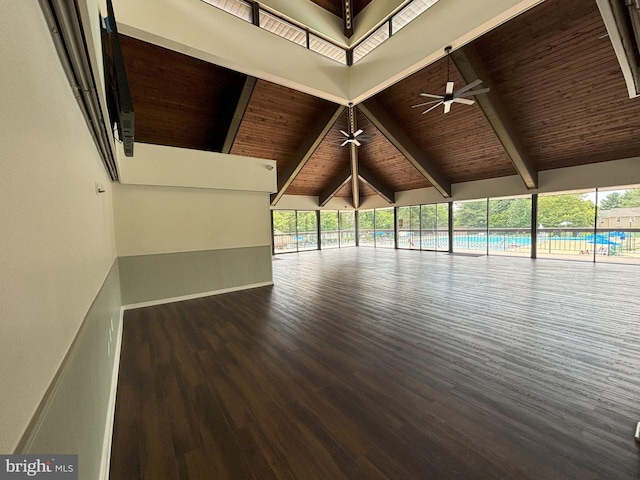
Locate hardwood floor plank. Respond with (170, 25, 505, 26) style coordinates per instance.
(111, 249, 640, 479)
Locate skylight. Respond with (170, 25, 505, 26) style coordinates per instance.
(200, 0, 441, 66)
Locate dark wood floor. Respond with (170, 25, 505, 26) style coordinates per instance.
(110, 249, 640, 479)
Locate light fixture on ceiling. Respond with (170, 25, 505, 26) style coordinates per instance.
(411, 46, 490, 114)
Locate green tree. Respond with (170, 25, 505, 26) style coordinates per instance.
(620, 189, 640, 207)
(599, 192, 622, 210)
(339, 211, 355, 230)
(489, 198, 531, 228)
(374, 208, 394, 230)
(454, 200, 488, 227)
(359, 210, 374, 229)
(320, 211, 338, 232)
(296, 211, 317, 233)
(538, 194, 595, 228)
(273, 210, 296, 233)
(436, 204, 449, 229)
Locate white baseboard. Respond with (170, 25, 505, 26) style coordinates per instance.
(122, 281, 274, 310)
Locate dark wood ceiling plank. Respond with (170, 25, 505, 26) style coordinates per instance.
(473, 0, 640, 173)
(119, 34, 246, 153)
(319, 164, 352, 206)
(271, 105, 346, 206)
(358, 164, 395, 203)
(222, 76, 257, 154)
(359, 99, 452, 198)
(450, 45, 538, 189)
(356, 112, 431, 192)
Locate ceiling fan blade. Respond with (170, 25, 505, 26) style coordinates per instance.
(446, 81, 454, 95)
(354, 139, 361, 147)
(453, 97, 475, 105)
(419, 93, 443, 99)
(457, 87, 490, 98)
(353, 129, 363, 137)
(455, 79, 483, 96)
(340, 130, 349, 137)
(341, 139, 349, 147)
(444, 102, 451, 114)
(411, 100, 442, 108)
(422, 101, 443, 114)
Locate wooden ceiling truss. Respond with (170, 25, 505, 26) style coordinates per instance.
(270, 105, 345, 206)
(450, 46, 539, 189)
(359, 98, 452, 198)
(117, 0, 640, 209)
(222, 76, 257, 154)
(319, 164, 352, 206)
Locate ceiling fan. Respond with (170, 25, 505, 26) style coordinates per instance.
(340, 128, 364, 147)
(340, 104, 364, 146)
(411, 46, 489, 114)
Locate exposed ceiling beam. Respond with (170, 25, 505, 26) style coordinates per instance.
(450, 45, 538, 189)
(358, 164, 395, 203)
(350, 143, 360, 209)
(319, 164, 351, 206)
(222, 76, 257, 154)
(342, 0, 354, 38)
(347, 105, 360, 209)
(359, 99, 452, 198)
(271, 105, 345, 206)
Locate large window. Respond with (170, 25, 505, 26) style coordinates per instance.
(272, 210, 317, 253)
(421, 204, 449, 251)
(296, 211, 318, 251)
(320, 211, 356, 249)
(453, 199, 488, 253)
(359, 210, 375, 246)
(339, 211, 356, 247)
(397, 205, 420, 249)
(397, 203, 449, 251)
(488, 196, 532, 256)
(359, 208, 395, 248)
(596, 185, 640, 263)
(272, 185, 640, 264)
(320, 211, 339, 249)
(536, 190, 596, 261)
(374, 208, 395, 248)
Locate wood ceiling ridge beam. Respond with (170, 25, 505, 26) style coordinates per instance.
(357, 163, 395, 203)
(222, 76, 257, 154)
(359, 99, 452, 198)
(350, 142, 360, 209)
(319, 164, 352, 206)
(271, 105, 346, 206)
(450, 45, 538, 189)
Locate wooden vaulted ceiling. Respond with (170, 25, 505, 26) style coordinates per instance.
(117, 0, 640, 208)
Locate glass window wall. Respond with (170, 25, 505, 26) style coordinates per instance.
(339, 211, 356, 247)
(453, 199, 488, 253)
(596, 185, 640, 264)
(488, 196, 532, 256)
(536, 190, 596, 261)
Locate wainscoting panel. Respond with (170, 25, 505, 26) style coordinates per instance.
(118, 246, 273, 306)
(15, 261, 123, 480)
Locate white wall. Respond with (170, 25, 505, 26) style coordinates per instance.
(117, 142, 277, 193)
(0, 1, 117, 453)
(113, 184, 272, 256)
